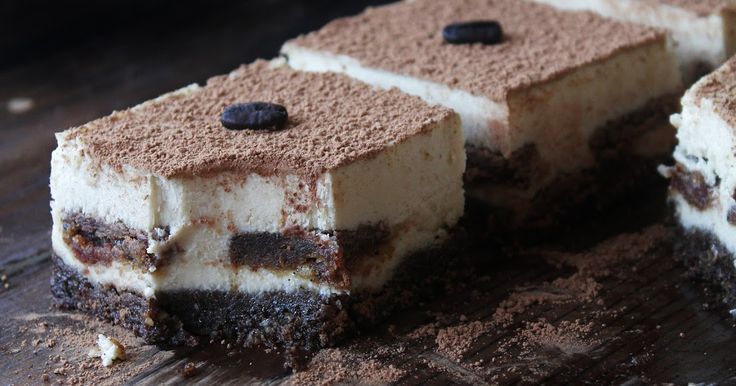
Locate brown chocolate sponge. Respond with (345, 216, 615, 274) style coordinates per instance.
(61, 213, 170, 271)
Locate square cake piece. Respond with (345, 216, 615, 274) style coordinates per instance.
(49, 60, 465, 362)
(531, 0, 736, 83)
(663, 56, 736, 309)
(282, 0, 682, 230)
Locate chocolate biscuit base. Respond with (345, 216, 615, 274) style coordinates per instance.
(50, 254, 193, 346)
(465, 95, 678, 240)
(674, 227, 736, 310)
(50, 229, 465, 369)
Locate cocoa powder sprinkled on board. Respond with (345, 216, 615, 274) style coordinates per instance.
(435, 320, 491, 361)
(288, 348, 406, 386)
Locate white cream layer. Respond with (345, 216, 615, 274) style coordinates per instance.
(669, 74, 736, 255)
(281, 39, 680, 179)
(530, 0, 736, 83)
(50, 90, 465, 298)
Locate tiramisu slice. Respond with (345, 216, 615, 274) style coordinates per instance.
(531, 0, 736, 83)
(281, 0, 682, 230)
(663, 56, 736, 309)
(49, 60, 465, 363)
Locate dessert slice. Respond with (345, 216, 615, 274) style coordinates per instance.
(530, 0, 736, 83)
(662, 56, 736, 309)
(49, 60, 465, 363)
(281, 0, 682, 230)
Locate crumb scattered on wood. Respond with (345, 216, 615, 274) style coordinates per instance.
(182, 361, 198, 378)
(88, 334, 126, 367)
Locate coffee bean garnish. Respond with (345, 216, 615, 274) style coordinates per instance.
(220, 102, 288, 131)
(443, 21, 503, 45)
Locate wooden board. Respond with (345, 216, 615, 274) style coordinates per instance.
(2, 2, 736, 384)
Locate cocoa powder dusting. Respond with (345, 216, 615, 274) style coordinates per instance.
(660, 0, 732, 16)
(693, 55, 736, 129)
(65, 60, 456, 178)
(370, 225, 671, 382)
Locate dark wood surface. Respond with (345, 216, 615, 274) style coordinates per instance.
(2, 2, 736, 385)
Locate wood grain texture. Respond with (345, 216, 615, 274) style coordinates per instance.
(2, 2, 736, 385)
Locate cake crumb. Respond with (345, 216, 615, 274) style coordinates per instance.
(88, 334, 126, 367)
(181, 361, 198, 378)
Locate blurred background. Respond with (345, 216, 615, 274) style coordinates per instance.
(1, 0, 392, 68)
(0, 0, 394, 98)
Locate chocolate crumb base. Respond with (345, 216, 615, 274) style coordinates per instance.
(50, 255, 344, 368)
(157, 290, 352, 367)
(674, 226, 736, 310)
(50, 254, 193, 346)
(50, 228, 466, 369)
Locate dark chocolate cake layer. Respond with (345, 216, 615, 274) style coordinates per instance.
(157, 289, 350, 362)
(674, 227, 736, 310)
(229, 225, 390, 288)
(62, 213, 169, 271)
(668, 164, 714, 211)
